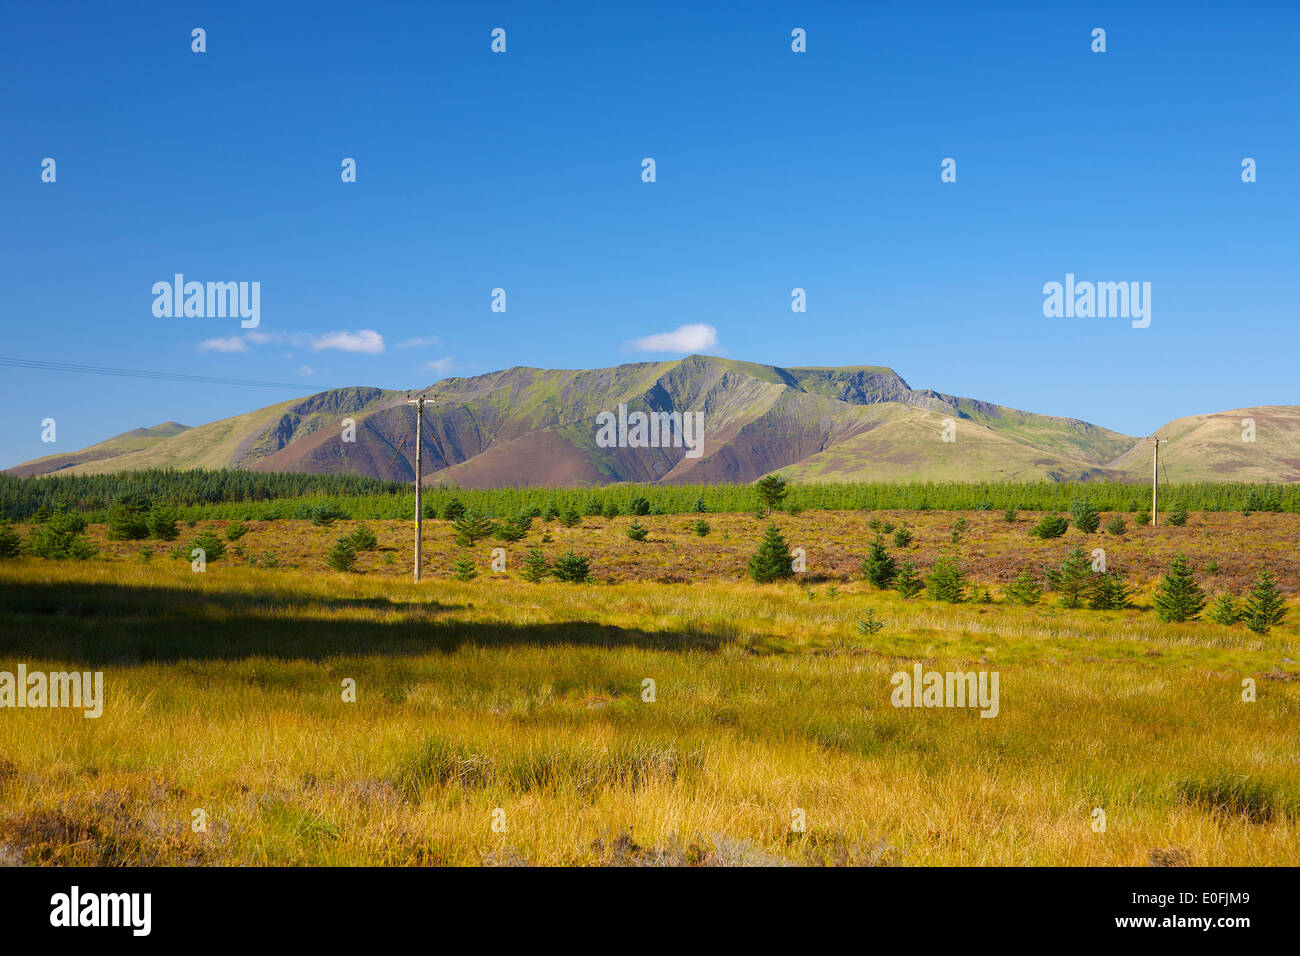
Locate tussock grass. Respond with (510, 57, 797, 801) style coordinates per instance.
(0, 557, 1296, 866)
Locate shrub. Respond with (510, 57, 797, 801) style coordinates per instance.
(27, 513, 96, 560)
(892, 526, 913, 549)
(453, 512, 493, 547)
(559, 509, 582, 528)
(492, 517, 528, 542)
(1029, 515, 1069, 539)
(106, 494, 150, 540)
(1005, 570, 1042, 606)
(1153, 554, 1205, 623)
(1242, 568, 1287, 635)
(694, 498, 708, 513)
(1167, 506, 1188, 527)
(601, 501, 619, 519)
(1105, 514, 1127, 536)
(326, 538, 357, 572)
(1134, 509, 1150, 527)
(755, 475, 789, 513)
(1055, 546, 1093, 609)
(0, 522, 23, 559)
(1070, 499, 1100, 534)
(308, 502, 347, 527)
(146, 504, 180, 540)
(860, 537, 897, 589)
(1002, 509, 1018, 523)
(1206, 594, 1242, 627)
(925, 556, 967, 603)
(542, 503, 560, 522)
(748, 525, 794, 583)
(626, 520, 648, 541)
(856, 610, 886, 637)
(440, 498, 467, 521)
(629, 497, 651, 517)
(225, 521, 249, 541)
(893, 560, 924, 598)
(1089, 571, 1132, 611)
(451, 555, 478, 581)
(584, 499, 605, 516)
(692, 519, 710, 537)
(551, 550, 593, 583)
(346, 523, 378, 551)
(190, 529, 227, 563)
(519, 547, 551, 583)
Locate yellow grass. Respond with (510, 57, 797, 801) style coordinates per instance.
(1, 538, 1297, 866)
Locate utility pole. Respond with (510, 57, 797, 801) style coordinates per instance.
(406, 393, 436, 581)
(1146, 436, 1166, 527)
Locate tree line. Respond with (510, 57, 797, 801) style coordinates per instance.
(2, 468, 1298, 522)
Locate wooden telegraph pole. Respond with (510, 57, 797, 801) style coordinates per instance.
(1146, 436, 1166, 526)
(406, 393, 436, 581)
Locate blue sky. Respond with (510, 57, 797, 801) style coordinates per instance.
(2, 0, 1297, 468)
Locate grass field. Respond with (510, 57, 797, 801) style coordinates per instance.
(1, 509, 1298, 866)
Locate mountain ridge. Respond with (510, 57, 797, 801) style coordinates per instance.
(7, 355, 1297, 486)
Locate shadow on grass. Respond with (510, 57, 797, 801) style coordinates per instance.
(0, 578, 727, 664)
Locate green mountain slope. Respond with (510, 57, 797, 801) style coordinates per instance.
(7, 356, 1296, 486)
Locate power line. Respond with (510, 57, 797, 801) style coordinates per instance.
(0, 357, 310, 390)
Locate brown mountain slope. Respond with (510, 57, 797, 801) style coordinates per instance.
(7, 356, 1295, 486)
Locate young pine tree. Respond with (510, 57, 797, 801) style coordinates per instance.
(0, 522, 22, 559)
(1055, 545, 1094, 609)
(1153, 554, 1206, 623)
(107, 493, 151, 541)
(748, 524, 795, 583)
(551, 550, 593, 583)
(754, 475, 789, 514)
(1206, 593, 1242, 627)
(519, 547, 551, 583)
(893, 560, 924, 598)
(925, 556, 967, 604)
(453, 511, 494, 546)
(1005, 570, 1042, 606)
(147, 504, 180, 541)
(860, 537, 897, 589)
(1070, 499, 1100, 534)
(1241, 567, 1287, 635)
(325, 538, 357, 572)
(451, 555, 478, 581)
(1089, 571, 1132, 611)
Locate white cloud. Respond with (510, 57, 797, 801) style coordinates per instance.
(297, 365, 315, 376)
(398, 335, 441, 349)
(309, 330, 385, 354)
(197, 328, 385, 355)
(628, 323, 719, 353)
(198, 336, 249, 353)
(425, 357, 454, 376)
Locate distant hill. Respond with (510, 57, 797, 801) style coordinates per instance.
(6, 356, 1297, 486)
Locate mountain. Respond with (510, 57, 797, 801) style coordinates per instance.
(5, 422, 191, 478)
(6, 356, 1297, 486)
